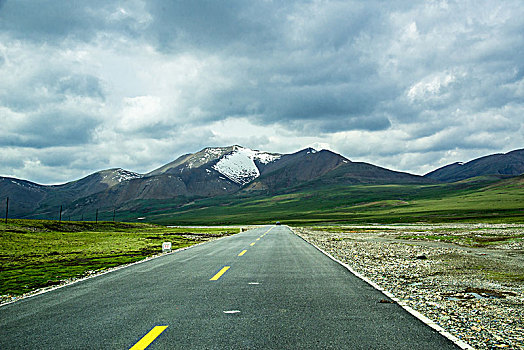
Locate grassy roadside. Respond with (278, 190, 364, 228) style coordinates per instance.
(0, 219, 237, 300)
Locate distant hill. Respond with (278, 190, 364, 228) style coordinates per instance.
(0, 177, 47, 217)
(1, 146, 522, 220)
(425, 149, 524, 182)
(66, 146, 432, 217)
(0, 168, 142, 218)
(244, 148, 431, 194)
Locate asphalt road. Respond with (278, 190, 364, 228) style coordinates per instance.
(0, 225, 461, 349)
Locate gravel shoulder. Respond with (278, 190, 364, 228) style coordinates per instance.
(295, 224, 524, 350)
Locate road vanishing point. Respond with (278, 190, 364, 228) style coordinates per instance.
(0, 226, 461, 349)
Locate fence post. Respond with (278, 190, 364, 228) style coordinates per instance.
(4, 197, 8, 224)
(95, 209, 99, 223)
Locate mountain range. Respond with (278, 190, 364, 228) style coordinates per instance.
(1, 146, 523, 221)
(425, 149, 524, 182)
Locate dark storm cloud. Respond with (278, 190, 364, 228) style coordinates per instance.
(0, 0, 145, 43)
(1, 67, 105, 112)
(0, 0, 523, 183)
(121, 0, 398, 133)
(284, 114, 391, 134)
(1, 111, 100, 148)
(143, 0, 284, 53)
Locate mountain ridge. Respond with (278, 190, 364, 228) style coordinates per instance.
(1, 146, 523, 220)
(425, 148, 524, 182)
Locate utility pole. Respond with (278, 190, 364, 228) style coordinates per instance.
(59, 205, 62, 223)
(5, 197, 8, 224)
(95, 209, 99, 224)
(112, 209, 116, 222)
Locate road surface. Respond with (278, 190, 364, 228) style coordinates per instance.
(0, 225, 461, 349)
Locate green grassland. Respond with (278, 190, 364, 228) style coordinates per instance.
(0, 220, 236, 298)
(131, 175, 524, 225)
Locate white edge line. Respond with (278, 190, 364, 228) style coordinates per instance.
(0, 233, 234, 308)
(289, 227, 475, 350)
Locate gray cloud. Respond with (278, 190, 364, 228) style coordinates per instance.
(1, 68, 105, 112)
(1, 111, 100, 148)
(0, 0, 523, 183)
(0, 0, 150, 44)
(55, 75, 105, 101)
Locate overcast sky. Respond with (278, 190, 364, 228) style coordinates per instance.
(1, 0, 523, 184)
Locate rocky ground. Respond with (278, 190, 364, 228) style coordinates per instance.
(294, 224, 524, 350)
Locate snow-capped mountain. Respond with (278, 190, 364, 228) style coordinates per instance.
(149, 145, 281, 185)
(212, 146, 280, 185)
(2, 144, 438, 219)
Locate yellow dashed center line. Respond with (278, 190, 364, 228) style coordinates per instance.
(129, 325, 168, 350)
(209, 227, 276, 283)
(210, 266, 231, 281)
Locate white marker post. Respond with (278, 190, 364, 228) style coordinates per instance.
(162, 241, 172, 253)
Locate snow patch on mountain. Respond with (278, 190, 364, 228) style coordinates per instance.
(8, 179, 41, 190)
(101, 169, 143, 185)
(212, 146, 280, 185)
(113, 169, 143, 182)
(254, 151, 281, 164)
(186, 147, 228, 169)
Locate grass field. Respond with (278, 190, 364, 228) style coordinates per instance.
(20, 175, 524, 226)
(131, 175, 524, 225)
(0, 220, 237, 299)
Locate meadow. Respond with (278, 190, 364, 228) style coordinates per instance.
(0, 220, 236, 299)
(137, 175, 524, 225)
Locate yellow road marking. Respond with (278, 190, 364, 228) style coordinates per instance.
(238, 250, 247, 256)
(210, 266, 230, 281)
(129, 325, 168, 350)
(256, 238, 260, 241)
(250, 242, 256, 246)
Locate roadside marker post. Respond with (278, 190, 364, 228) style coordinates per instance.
(162, 241, 172, 253)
